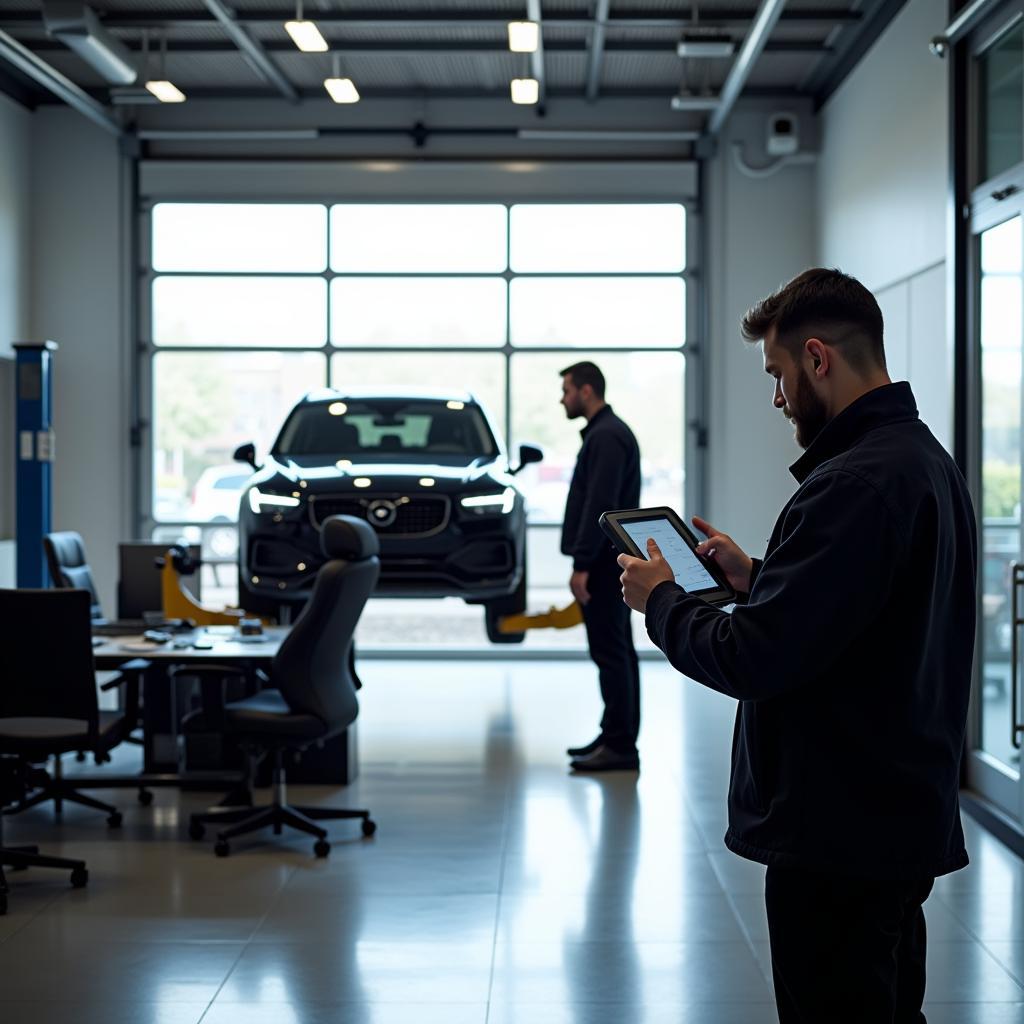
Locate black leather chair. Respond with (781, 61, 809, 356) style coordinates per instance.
(188, 514, 379, 857)
(43, 531, 103, 619)
(1, 755, 88, 916)
(0, 588, 138, 826)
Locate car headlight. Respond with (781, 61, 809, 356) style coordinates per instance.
(248, 487, 302, 515)
(460, 488, 516, 515)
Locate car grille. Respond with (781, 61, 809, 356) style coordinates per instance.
(310, 493, 451, 537)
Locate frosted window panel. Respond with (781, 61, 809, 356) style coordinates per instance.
(152, 203, 327, 272)
(511, 277, 684, 348)
(153, 276, 327, 347)
(510, 204, 685, 272)
(981, 216, 1022, 274)
(331, 278, 506, 347)
(510, 351, 684, 523)
(331, 205, 508, 272)
(332, 352, 507, 430)
(151, 350, 326, 522)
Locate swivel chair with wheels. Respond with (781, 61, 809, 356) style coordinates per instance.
(0, 588, 139, 827)
(0, 756, 88, 916)
(189, 514, 379, 857)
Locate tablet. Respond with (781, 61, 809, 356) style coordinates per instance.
(599, 506, 736, 606)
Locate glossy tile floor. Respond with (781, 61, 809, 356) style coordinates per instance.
(1, 660, 1023, 1023)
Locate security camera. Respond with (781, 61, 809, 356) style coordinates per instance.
(767, 112, 799, 157)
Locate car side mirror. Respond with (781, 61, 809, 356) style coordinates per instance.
(233, 442, 259, 470)
(511, 443, 544, 475)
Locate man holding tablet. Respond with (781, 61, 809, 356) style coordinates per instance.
(616, 269, 977, 1022)
(558, 361, 642, 773)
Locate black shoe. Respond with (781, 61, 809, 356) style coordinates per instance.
(569, 744, 640, 773)
(566, 736, 604, 758)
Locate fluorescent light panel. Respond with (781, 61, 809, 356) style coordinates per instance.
(508, 21, 540, 53)
(511, 78, 539, 105)
(324, 77, 360, 103)
(676, 36, 736, 58)
(285, 19, 328, 52)
(145, 79, 186, 103)
(670, 93, 718, 111)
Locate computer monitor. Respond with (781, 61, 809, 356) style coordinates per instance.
(117, 542, 201, 620)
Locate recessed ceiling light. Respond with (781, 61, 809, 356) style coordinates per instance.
(676, 34, 736, 58)
(328, 401, 348, 416)
(324, 77, 360, 104)
(285, 20, 328, 52)
(670, 92, 719, 111)
(511, 78, 539, 105)
(145, 80, 186, 103)
(508, 21, 540, 53)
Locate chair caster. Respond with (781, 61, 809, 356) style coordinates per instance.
(75, 751, 86, 763)
(214, 840, 230, 858)
(137, 789, 154, 807)
(314, 839, 331, 858)
(361, 818, 377, 838)
(107, 812, 123, 828)
(188, 821, 206, 841)
(70, 867, 89, 889)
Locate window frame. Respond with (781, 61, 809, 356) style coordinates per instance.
(136, 195, 703, 648)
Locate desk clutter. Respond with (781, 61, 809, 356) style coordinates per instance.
(101, 624, 273, 654)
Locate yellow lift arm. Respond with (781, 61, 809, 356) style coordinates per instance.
(497, 600, 583, 634)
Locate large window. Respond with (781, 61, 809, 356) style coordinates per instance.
(144, 201, 689, 647)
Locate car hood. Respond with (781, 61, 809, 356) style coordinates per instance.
(255, 455, 511, 491)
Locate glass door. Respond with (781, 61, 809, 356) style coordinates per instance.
(966, 5, 1024, 823)
(975, 213, 1024, 814)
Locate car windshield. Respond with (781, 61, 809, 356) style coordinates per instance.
(274, 399, 499, 460)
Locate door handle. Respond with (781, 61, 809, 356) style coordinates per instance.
(1011, 563, 1024, 749)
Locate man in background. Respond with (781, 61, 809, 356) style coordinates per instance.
(559, 361, 642, 772)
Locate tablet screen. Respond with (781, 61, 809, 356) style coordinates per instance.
(621, 518, 719, 593)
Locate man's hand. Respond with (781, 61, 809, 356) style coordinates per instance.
(569, 570, 591, 606)
(617, 538, 674, 613)
(691, 515, 754, 593)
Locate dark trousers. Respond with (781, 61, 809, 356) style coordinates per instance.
(765, 864, 934, 1023)
(581, 559, 640, 753)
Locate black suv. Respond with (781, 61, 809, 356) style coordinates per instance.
(234, 390, 542, 642)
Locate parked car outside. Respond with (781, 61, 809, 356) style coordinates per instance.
(234, 389, 542, 642)
(185, 464, 252, 558)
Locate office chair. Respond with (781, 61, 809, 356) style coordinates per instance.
(43, 531, 103, 619)
(0, 588, 142, 827)
(0, 755, 88, 916)
(188, 514, 379, 858)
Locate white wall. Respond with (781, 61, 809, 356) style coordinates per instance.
(704, 101, 818, 555)
(817, 0, 951, 448)
(30, 107, 131, 612)
(0, 91, 32, 579)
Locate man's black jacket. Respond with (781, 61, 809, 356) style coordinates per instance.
(645, 383, 977, 879)
(561, 405, 641, 572)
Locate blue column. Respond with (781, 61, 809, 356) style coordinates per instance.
(14, 341, 58, 588)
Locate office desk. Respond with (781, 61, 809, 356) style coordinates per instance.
(93, 629, 282, 780)
(91, 627, 357, 787)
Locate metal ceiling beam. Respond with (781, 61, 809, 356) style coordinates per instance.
(0, 26, 120, 134)
(526, 0, 546, 110)
(23, 39, 834, 56)
(707, 0, 787, 136)
(200, 0, 298, 102)
(585, 0, 612, 103)
(805, 0, 907, 109)
(0, 9, 864, 30)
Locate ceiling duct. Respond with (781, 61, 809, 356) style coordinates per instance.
(42, 1, 138, 85)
